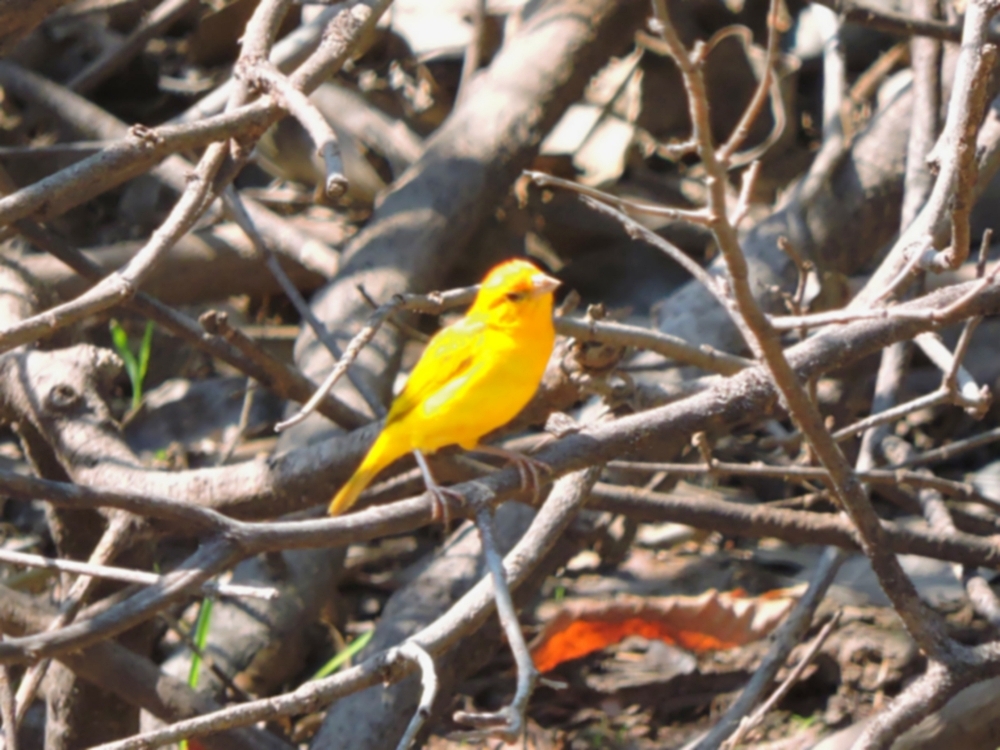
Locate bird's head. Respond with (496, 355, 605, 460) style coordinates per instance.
(470, 258, 561, 328)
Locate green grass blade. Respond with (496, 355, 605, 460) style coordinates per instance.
(187, 598, 214, 688)
(311, 629, 374, 681)
(109, 319, 142, 407)
(180, 597, 214, 750)
(137, 320, 154, 393)
(109, 319, 129, 357)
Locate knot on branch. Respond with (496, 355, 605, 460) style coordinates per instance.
(323, 4, 372, 50)
(199, 310, 229, 337)
(45, 383, 81, 413)
(127, 124, 163, 149)
(233, 56, 267, 93)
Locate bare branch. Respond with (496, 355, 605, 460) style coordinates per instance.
(86, 466, 599, 750)
(0, 547, 277, 600)
(812, 0, 968, 43)
(0, 661, 16, 750)
(893, 425, 1000, 467)
(245, 62, 348, 198)
(199, 310, 370, 429)
(695, 547, 846, 749)
(649, 0, 955, 658)
(720, 611, 842, 749)
(855, 0, 1000, 303)
(67, 0, 200, 94)
(525, 171, 711, 224)
(221, 186, 385, 418)
(393, 643, 438, 750)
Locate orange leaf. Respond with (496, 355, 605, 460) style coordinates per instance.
(531, 587, 803, 673)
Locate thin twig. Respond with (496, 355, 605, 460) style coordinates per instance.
(273, 293, 398, 431)
(453, 508, 541, 741)
(730, 160, 763, 228)
(246, 62, 348, 198)
(853, 0, 1000, 305)
(199, 310, 370, 429)
(525, 171, 711, 224)
(456, 0, 487, 104)
(840, 42, 909, 143)
(393, 642, 439, 750)
(649, 0, 952, 658)
(901, 0, 940, 227)
(85, 466, 600, 750)
(929, 22, 997, 271)
(13, 513, 137, 728)
(813, 0, 971, 42)
(158, 611, 255, 703)
(717, 0, 785, 165)
(0, 547, 278, 600)
(915, 332, 991, 414)
(607, 459, 998, 509)
(695, 547, 846, 750)
(68, 0, 200, 94)
(769, 303, 959, 329)
(939, 230, 991, 403)
(0, 660, 16, 750)
(173, 4, 349, 124)
(222, 186, 386, 418)
(590, 482, 1000, 568)
(570, 193, 756, 348)
(556, 316, 753, 375)
(218, 378, 257, 466)
(888, 438, 958, 534)
(721, 610, 842, 749)
(830, 387, 951, 442)
(0, 137, 228, 356)
(893, 425, 1000, 467)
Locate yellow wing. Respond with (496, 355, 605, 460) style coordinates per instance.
(384, 314, 487, 428)
(329, 315, 490, 516)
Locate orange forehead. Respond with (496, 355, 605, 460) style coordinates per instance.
(480, 258, 544, 292)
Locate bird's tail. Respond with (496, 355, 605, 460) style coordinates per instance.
(328, 432, 403, 516)
(328, 465, 378, 516)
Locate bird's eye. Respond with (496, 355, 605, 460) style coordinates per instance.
(505, 291, 526, 302)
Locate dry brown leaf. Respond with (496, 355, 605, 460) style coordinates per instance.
(531, 586, 805, 673)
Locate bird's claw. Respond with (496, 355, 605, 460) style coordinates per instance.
(509, 455, 551, 503)
(474, 445, 552, 503)
(427, 485, 465, 527)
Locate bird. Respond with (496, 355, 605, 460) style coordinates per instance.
(328, 258, 560, 518)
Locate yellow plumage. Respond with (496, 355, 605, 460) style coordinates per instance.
(329, 258, 559, 516)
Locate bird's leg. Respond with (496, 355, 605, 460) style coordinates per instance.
(413, 450, 463, 525)
(473, 444, 551, 502)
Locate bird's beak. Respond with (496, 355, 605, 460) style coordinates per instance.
(529, 272, 561, 297)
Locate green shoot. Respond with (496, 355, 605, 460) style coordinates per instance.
(109, 319, 154, 410)
(181, 597, 214, 750)
(311, 629, 374, 681)
(187, 598, 214, 687)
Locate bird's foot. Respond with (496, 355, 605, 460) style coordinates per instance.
(474, 445, 552, 502)
(414, 449, 464, 526)
(427, 484, 465, 526)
